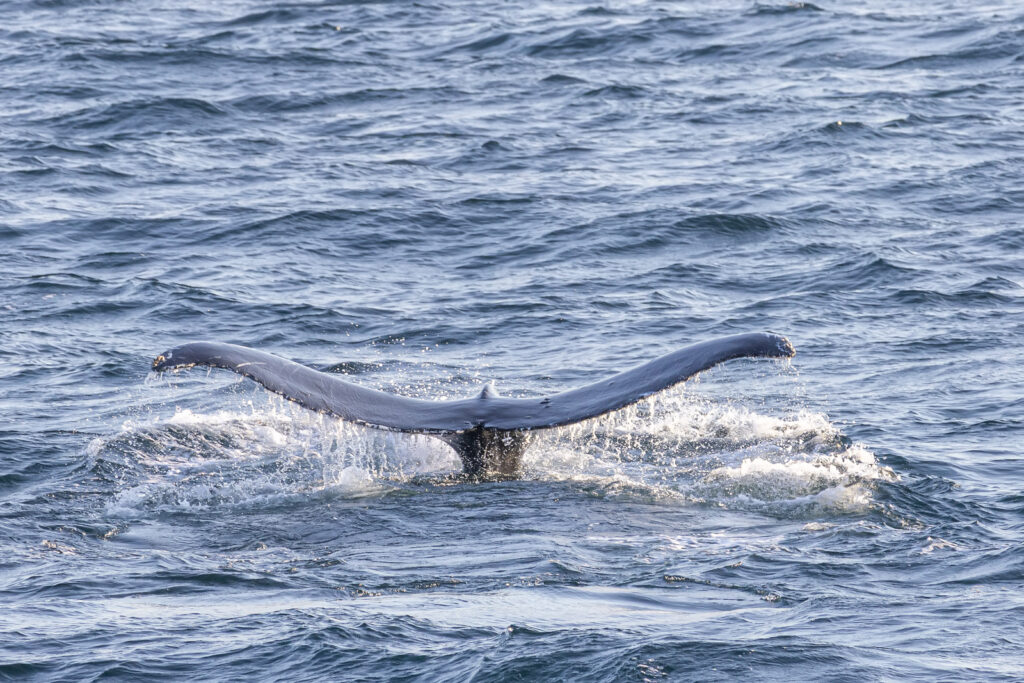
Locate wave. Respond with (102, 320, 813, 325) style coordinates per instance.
(46, 97, 228, 135)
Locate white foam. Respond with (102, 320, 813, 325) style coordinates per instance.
(525, 397, 894, 516)
(706, 445, 896, 497)
(636, 401, 837, 443)
(921, 537, 958, 554)
(101, 400, 459, 516)
(103, 388, 890, 518)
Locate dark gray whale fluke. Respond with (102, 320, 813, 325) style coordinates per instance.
(152, 332, 794, 478)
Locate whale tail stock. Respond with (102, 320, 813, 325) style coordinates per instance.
(151, 332, 795, 477)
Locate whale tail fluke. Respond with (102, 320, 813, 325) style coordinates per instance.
(152, 332, 794, 476)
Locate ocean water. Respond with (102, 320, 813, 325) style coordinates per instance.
(2, 0, 1023, 679)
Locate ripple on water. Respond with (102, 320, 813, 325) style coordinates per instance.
(2, 0, 1023, 679)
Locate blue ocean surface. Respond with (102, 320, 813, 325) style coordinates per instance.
(2, 0, 1022, 679)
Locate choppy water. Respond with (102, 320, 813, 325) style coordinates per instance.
(2, 0, 1023, 679)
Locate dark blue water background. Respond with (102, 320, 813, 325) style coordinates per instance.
(2, 0, 1022, 679)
